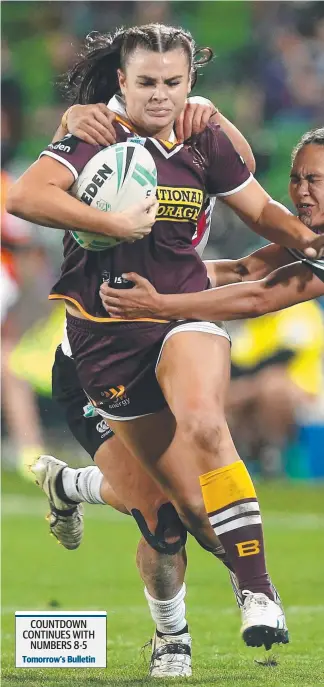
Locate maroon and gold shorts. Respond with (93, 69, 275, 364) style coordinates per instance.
(65, 314, 230, 421)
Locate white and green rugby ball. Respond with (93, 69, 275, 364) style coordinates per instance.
(70, 141, 157, 251)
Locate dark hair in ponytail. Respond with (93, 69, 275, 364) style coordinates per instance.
(61, 23, 213, 105)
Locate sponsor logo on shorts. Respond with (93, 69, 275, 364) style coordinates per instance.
(100, 386, 130, 410)
(91, 386, 130, 411)
(96, 419, 112, 436)
(101, 386, 126, 400)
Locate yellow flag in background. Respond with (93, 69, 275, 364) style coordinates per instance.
(9, 304, 65, 396)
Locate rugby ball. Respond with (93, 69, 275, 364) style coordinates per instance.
(70, 142, 157, 251)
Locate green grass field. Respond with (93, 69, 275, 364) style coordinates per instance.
(2, 471, 324, 687)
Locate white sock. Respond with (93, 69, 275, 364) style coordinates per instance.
(144, 584, 187, 635)
(62, 465, 105, 505)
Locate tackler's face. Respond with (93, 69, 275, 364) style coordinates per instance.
(118, 48, 191, 139)
(289, 144, 324, 234)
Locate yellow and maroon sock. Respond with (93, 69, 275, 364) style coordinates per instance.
(200, 460, 273, 599)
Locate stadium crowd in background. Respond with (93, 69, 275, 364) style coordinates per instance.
(1, 0, 324, 478)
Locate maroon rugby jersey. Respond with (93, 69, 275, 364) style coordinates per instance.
(40, 117, 251, 321)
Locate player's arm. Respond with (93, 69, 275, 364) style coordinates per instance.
(205, 243, 291, 287)
(6, 156, 157, 241)
(99, 263, 324, 321)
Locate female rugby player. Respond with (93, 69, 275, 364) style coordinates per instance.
(7, 25, 324, 668)
(31, 95, 269, 678)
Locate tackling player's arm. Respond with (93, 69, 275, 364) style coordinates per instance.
(54, 100, 256, 173)
(175, 97, 256, 172)
(52, 104, 117, 146)
(52, 124, 66, 143)
(205, 243, 292, 287)
(100, 262, 324, 320)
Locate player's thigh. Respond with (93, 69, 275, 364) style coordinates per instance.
(106, 331, 234, 517)
(105, 407, 204, 517)
(155, 329, 239, 482)
(105, 403, 211, 537)
(107, 406, 176, 470)
(156, 329, 232, 422)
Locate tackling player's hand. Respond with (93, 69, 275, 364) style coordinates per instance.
(66, 104, 117, 146)
(303, 233, 324, 260)
(175, 97, 218, 143)
(111, 197, 159, 242)
(99, 272, 163, 318)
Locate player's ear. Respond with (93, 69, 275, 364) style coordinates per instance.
(117, 69, 126, 95)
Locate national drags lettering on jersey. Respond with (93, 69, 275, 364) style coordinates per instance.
(40, 118, 252, 322)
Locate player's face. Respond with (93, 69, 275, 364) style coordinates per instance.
(118, 48, 191, 139)
(289, 144, 324, 233)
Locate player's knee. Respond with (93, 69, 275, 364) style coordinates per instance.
(179, 410, 225, 454)
(131, 502, 187, 555)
